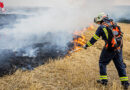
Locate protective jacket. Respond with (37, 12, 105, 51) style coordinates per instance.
(86, 18, 123, 52)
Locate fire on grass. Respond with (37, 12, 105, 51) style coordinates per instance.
(0, 23, 96, 77)
(67, 24, 96, 55)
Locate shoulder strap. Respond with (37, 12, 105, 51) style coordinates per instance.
(102, 20, 115, 27)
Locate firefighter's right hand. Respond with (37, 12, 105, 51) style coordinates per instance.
(83, 44, 87, 49)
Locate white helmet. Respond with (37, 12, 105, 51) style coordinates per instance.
(94, 12, 108, 24)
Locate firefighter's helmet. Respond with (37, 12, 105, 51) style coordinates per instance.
(94, 12, 108, 24)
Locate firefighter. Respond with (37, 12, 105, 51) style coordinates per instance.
(0, 1, 5, 12)
(83, 12, 129, 89)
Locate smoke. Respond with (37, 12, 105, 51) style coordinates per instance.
(5, 0, 114, 7)
(108, 6, 130, 21)
(0, 0, 128, 56)
(0, 8, 79, 49)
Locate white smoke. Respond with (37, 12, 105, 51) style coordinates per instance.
(0, 0, 120, 53)
(5, 0, 115, 7)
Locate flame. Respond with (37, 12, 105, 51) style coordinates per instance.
(87, 24, 96, 30)
(68, 24, 96, 55)
(72, 31, 86, 52)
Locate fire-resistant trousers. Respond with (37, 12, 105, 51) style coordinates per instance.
(99, 48, 127, 77)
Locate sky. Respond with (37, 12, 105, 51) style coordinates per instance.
(3, 0, 130, 7)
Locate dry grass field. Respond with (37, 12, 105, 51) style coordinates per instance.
(0, 23, 129, 90)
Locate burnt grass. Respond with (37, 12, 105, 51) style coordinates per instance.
(0, 14, 69, 76)
(0, 14, 28, 29)
(0, 13, 77, 77)
(0, 42, 70, 77)
(118, 18, 130, 24)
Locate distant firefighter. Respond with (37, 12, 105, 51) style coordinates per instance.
(0, 1, 5, 12)
(83, 12, 129, 89)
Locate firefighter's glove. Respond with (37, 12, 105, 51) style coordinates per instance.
(83, 44, 88, 49)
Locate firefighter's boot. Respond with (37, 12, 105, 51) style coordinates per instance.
(121, 81, 129, 90)
(97, 79, 108, 86)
